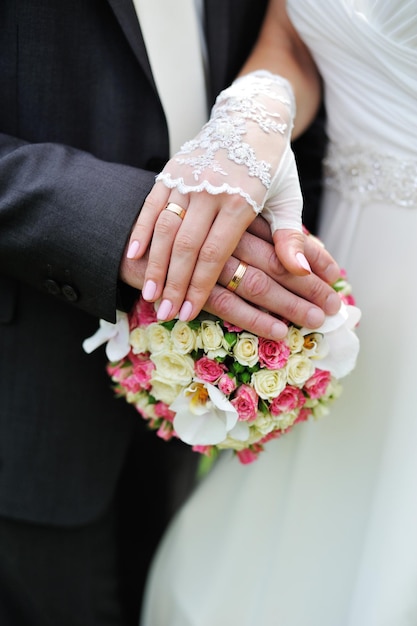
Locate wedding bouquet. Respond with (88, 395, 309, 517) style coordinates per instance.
(83, 272, 360, 464)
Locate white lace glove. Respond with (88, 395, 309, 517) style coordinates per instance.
(156, 70, 302, 235)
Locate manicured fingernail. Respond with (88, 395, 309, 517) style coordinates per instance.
(179, 301, 193, 321)
(126, 240, 140, 259)
(271, 322, 287, 340)
(306, 307, 325, 329)
(296, 252, 311, 273)
(326, 291, 341, 315)
(142, 280, 157, 301)
(157, 299, 173, 321)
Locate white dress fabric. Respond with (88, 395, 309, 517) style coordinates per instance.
(140, 2, 417, 625)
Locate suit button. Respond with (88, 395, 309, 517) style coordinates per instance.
(44, 279, 61, 296)
(62, 284, 79, 302)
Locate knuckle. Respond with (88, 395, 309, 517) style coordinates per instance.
(199, 241, 221, 265)
(242, 268, 270, 298)
(154, 213, 176, 236)
(173, 233, 196, 255)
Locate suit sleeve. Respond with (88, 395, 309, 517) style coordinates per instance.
(0, 133, 156, 321)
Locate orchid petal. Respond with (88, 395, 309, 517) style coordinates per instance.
(228, 421, 250, 442)
(317, 326, 360, 378)
(171, 380, 239, 446)
(82, 311, 130, 361)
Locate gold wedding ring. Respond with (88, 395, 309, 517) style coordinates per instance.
(226, 261, 248, 292)
(164, 202, 186, 220)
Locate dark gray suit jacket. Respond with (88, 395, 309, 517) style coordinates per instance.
(0, 0, 323, 526)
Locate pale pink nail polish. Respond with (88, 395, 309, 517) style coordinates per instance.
(126, 240, 140, 259)
(142, 280, 157, 301)
(157, 299, 172, 320)
(179, 301, 193, 321)
(296, 252, 311, 273)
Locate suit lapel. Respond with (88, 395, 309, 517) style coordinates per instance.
(106, 0, 156, 90)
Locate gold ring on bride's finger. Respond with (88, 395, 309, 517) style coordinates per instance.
(164, 203, 186, 220)
(227, 261, 248, 292)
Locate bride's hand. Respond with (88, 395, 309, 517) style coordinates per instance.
(126, 71, 309, 322)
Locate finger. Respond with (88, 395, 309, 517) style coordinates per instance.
(273, 228, 311, 275)
(218, 256, 326, 329)
(303, 234, 341, 285)
(177, 199, 255, 321)
(154, 195, 220, 319)
(233, 231, 341, 317)
(126, 182, 171, 260)
(141, 190, 191, 303)
(204, 283, 289, 341)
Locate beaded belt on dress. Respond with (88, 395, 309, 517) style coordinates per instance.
(323, 143, 417, 207)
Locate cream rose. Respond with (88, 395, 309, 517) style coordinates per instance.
(146, 323, 172, 354)
(151, 351, 194, 386)
(171, 321, 198, 354)
(286, 354, 315, 386)
(233, 332, 259, 367)
(251, 368, 287, 400)
(129, 327, 148, 355)
(150, 379, 183, 405)
(286, 327, 305, 353)
(197, 321, 225, 353)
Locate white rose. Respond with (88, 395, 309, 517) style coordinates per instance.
(197, 320, 225, 353)
(129, 327, 148, 355)
(146, 323, 172, 354)
(274, 411, 297, 430)
(287, 327, 304, 353)
(251, 368, 287, 400)
(233, 332, 259, 367)
(171, 321, 198, 354)
(286, 354, 315, 386)
(129, 392, 157, 419)
(151, 351, 194, 386)
(251, 413, 275, 436)
(150, 379, 183, 405)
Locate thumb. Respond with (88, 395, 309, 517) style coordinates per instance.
(272, 228, 311, 276)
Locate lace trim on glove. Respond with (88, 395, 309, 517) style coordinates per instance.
(156, 71, 296, 214)
(156, 173, 259, 213)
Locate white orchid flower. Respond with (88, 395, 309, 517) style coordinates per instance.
(82, 310, 130, 362)
(301, 302, 361, 379)
(171, 379, 241, 446)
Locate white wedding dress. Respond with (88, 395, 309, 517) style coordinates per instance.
(141, 2, 417, 625)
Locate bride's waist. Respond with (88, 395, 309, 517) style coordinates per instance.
(323, 143, 417, 207)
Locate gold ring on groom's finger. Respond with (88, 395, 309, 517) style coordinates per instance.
(164, 203, 186, 220)
(226, 261, 248, 292)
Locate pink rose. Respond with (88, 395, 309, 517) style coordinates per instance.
(260, 429, 285, 444)
(154, 402, 175, 423)
(231, 384, 259, 422)
(304, 369, 332, 399)
(218, 373, 237, 395)
(106, 361, 131, 382)
(294, 407, 312, 424)
(120, 359, 155, 393)
(223, 320, 243, 333)
(192, 445, 213, 456)
(157, 421, 175, 441)
(194, 356, 225, 383)
(258, 337, 290, 370)
(130, 296, 158, 328)
(270, 386, 305, 416)
(236, 445, 262, 464)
